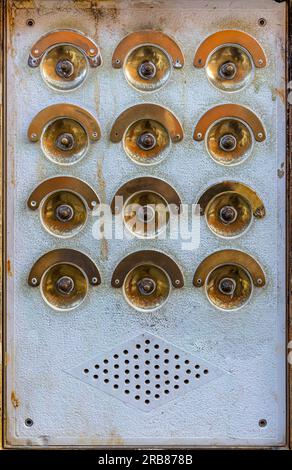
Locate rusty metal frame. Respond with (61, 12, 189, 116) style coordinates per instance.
(112, 30, 184, 69)
(28, 249, 101, 288)
(193, 29, 267, 69)
(111, 250, 184, 288)
(28, 103, 101, 143)
(193, 104, 266, 142)
(110, 104, 184, 143)
(193, 250, 266, 288)
(197, 181, 266, 219)
(27, 176, 100, 211)
(0, 0, 291, 451)
(28, 29, 102, 68)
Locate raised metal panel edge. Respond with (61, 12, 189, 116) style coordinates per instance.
(1, 0, 290, 449)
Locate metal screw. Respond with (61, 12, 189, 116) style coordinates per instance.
(197, 132, 202, 139)
(89, 48, 95, 54)
(30, 200, 37, 207)
(30, 133, 37, 140)
(258, 59, 263, 65)
(92, 277, 98, 285)
(257, 278, 263, 286)
(26, 18, 35, 27)
(115, 279, 120, 285)
(196, 278, 202, 286)
(175, 279, 180, 285)
(91, 200, 97, 207)
(258, 18, 267, 27)
(31, 277, 38, 285)
(115, 59, 121, 64)
(34, 49, 39, 54)
(258, 419, 267, 428)
(258, 132, 263, 139)
(92, 132, 98, 138)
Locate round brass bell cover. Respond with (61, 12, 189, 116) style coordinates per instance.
(123, 119, 170, 165)
(123, 264, 171, 311)
(205, 191, 253, 238)
(206, 264, 253, 311)
(40, 263, 88, 311)
(40, 190, 87, 238)
(206, 118, 253, 166)
(123, 191, 170, 238)
(41, 117, 89, 165)
(40, 44, 88, 91)
(123, 44, 172, 92)
(206, 44, 254, 92)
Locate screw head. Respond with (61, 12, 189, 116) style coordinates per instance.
(30, 200, 37, 207)
(197, 132, 202, 139)
(31, 277, 38, 285)
(115, 279, 120, 285)
(92, 277, 98, 285)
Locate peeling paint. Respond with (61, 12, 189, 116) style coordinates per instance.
(278, 162, 285, 179)
(272, 87, 285, 105)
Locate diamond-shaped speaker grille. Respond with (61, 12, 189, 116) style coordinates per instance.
(67, 332, 226, 412)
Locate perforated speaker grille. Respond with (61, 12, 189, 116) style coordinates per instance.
(67, 332, 226, 412)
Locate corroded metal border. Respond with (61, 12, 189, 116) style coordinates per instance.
(27, 176, 100, 211)
(27, 103, 101, 143)
(110, 103, 183, 143)
(197, 181, 266, 219)
(193, 104, 266, 142)
(111, 250, 184, 288)
(287, 0, 292, 451)
(193, 29, 267, 69)
(110, 176, 182, 214)
(193, 250, 266, 288)
(28, 29, 102, 68)
(112, 30, 184, 69)
(28, 249, 101, 287)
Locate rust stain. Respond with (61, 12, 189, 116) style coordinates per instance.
(12, 0, 36, 8)
(272, 87, 285, 105)
(7, 259, 13, 277)
(5, 353, 10, 367)
(11, 390, 20, 408)
(97, 160, 108, 261)
(90, 4, 119, 21)
(107, 429, 124, 446)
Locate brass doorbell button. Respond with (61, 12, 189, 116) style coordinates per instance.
(110, 103, 183, 166)
(110, 177, 181, 239)
(28, 30, 102, 91)
(27, 176, 100, 238)
(194, 104, 265, 166)
(111, 250, 184, 312)
(28, 104, 101, 165)
(112, 30, 184, 92)
(28, 249, 101, 311)
(197, 181, 265, 238)
(194, 30, 266, 92)
(193, 249, 265, 311)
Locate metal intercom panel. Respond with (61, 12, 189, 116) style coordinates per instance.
(2, 0, 290, 448)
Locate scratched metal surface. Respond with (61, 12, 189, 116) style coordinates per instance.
(5, 0, 286, 447)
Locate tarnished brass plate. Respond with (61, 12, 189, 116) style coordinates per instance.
(28, 249, 101, 287)
(111, 251, 184, 288)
